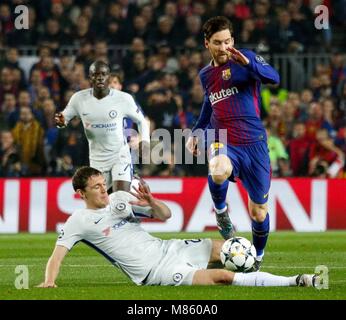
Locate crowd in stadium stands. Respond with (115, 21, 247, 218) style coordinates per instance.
(0, 0, 345, 178)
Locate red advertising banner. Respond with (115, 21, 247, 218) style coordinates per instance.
(0, 178, 345, 233)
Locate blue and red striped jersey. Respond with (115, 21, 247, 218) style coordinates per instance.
(192, 49, 280, 145)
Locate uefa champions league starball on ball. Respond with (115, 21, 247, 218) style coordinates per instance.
(220, 237, 257, 272)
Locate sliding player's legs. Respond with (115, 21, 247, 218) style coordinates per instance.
(192, 269, 317, 287)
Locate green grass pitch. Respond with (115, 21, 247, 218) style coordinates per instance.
(1, 231, 345, 300)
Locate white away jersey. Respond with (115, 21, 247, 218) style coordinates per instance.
(62, 88, 150, 170)
(56, 191, 162, 285)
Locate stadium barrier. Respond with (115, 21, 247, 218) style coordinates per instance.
(0, 177, 345, 233)
(10, 47, 331, 92)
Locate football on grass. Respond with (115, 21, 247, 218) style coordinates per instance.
(220, 237, 257, 272)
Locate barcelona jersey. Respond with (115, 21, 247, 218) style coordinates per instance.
(192, 49, 280, 145)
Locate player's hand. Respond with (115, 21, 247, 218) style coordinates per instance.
(226, 47, 249, 66)
(36, 282, 57, 288)
(130, 179, 154, 207)
(186, 136, 200, 156)
(55, 113, 66, 128)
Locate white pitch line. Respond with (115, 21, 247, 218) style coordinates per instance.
(0, 264, 115, 268)
(263, 266, 346, 269)
(1, 264, 346, 269)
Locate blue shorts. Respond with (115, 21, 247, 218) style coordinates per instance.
(208, 140, 271, 204)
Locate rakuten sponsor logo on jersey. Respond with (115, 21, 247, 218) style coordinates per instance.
(209, 87, 239, 105)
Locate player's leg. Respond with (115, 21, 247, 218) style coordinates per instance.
(111, 162, 132, 192)
(207, 143, 235, 239)
(193, 240, 316, 286)
(192, 269, 316, 287)
(248, 198, 270, 269)
(240, 141, 271, 269)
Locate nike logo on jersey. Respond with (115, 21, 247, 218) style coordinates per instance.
(209, 87, 239, 105)
(82, 113, 90, 116)
(94, 217, 104, 224)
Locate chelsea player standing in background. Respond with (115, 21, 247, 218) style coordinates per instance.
(186, 16, 280, 271)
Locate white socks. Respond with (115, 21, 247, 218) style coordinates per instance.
(256, 252, 264, 262)
(214, 206, 227, 214)
(232, 272, 298, 287)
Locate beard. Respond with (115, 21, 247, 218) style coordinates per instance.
(213, 52, 229, 66)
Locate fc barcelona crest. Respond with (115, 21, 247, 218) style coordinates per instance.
(222, 68, 231, 80)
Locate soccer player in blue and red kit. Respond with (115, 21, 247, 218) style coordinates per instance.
(186, 16, 280, 271)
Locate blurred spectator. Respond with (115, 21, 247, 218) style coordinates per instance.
(39, 18, 71, 53)
(148, 15, 178, 47)
(1, 93, 16, 129)
(75, 40, 94, 72)
(142, 88, 178, 135)
(122, 37, 147, 81)
(234, 0, 251, 20)
(50, 0, 73, 33)
(124, 52, 148, 88)
(41, 98, 58, 172)
(238, 18, 261, 47)
(27, 69, 43, 104)
(321, 98, 337, 137)
(330, 53, 346, 97)
(264, 102, 285, 138)
(0, 67, 19, 106)
(288, 122, 313, 176)
(0, 130, 21, 177)
(55, 117, 88, 167)
(336, 81, 346, 127)
(0, 4, 14, 38)
(94, 40, 109, 64)
(305, 102, 324, 140)
(183, 15, 203, 48)
(281, 100, 297, 142)
(11, 106, 46, 176)
(297, 89, 313, 121)
(267, 10, 306, 53)
(308, 129, 345, 177)
(51, 154, 76, 177)
(221, 1, 241, 35)
(70, 15, 95, 46)
(261, 83, 288, 115)
(0, 47, 26, 89)
(266, 126, 290, 177)
(128, 15, 150, 43)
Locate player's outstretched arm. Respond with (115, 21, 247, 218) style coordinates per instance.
(37, 245, 69, 288)
(227, 47, 280, 85)
(130, 180, 171, 221)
